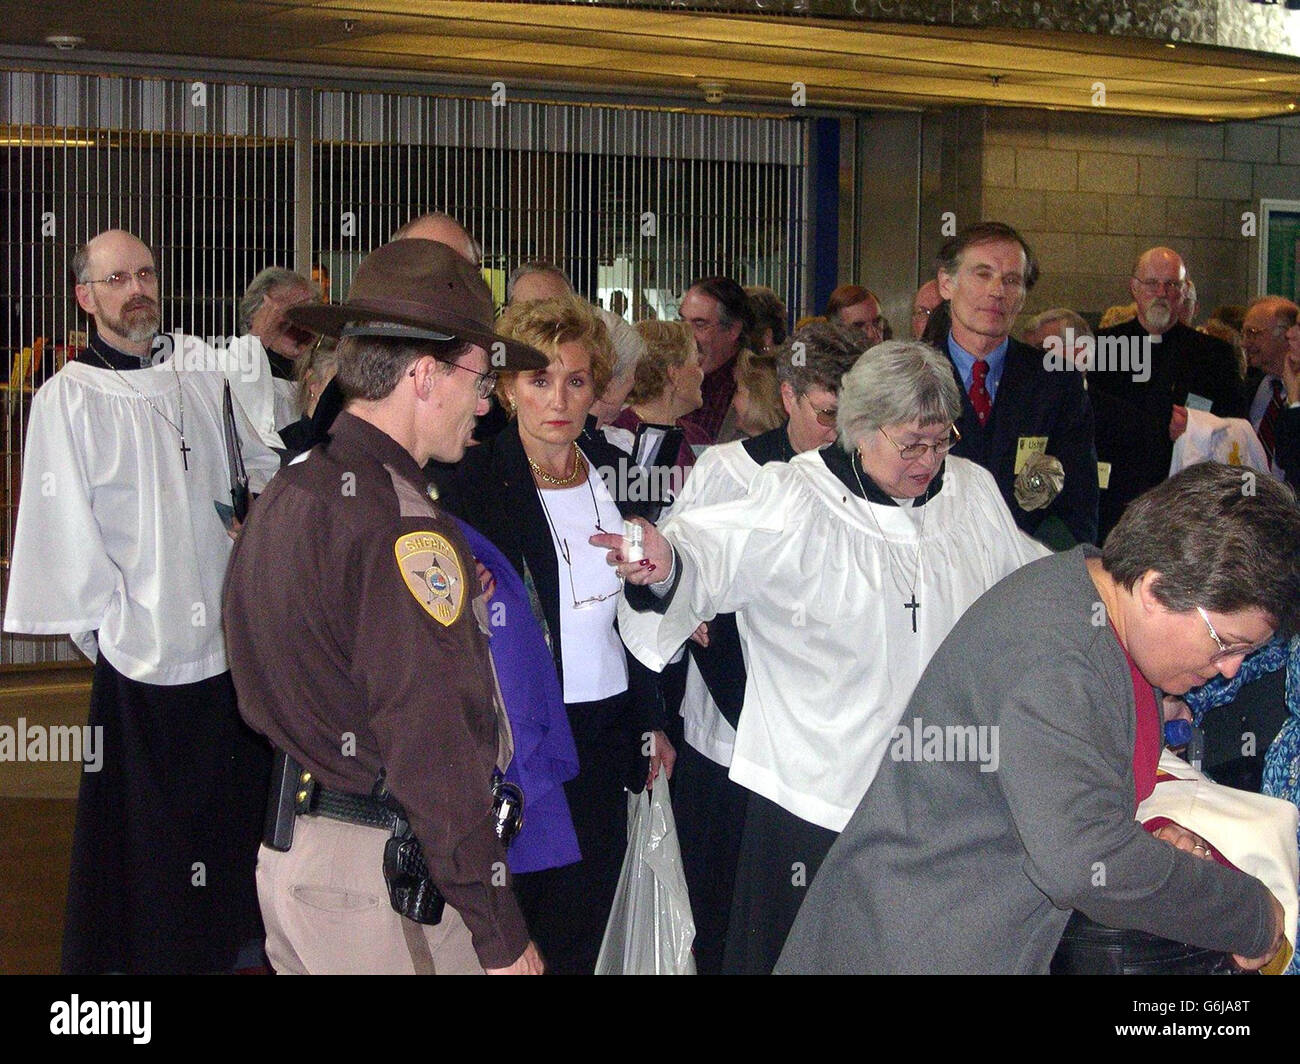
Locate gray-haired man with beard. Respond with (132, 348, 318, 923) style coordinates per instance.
(3, 228, 279, 973)
(1091, 246, 1246, 496)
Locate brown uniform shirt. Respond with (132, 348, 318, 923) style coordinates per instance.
(225, 411, 529, 969)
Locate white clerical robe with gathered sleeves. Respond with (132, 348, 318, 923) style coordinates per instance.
(657, 437, 761, 767)
(3, 335, 280, 684)
(619, 450, 1049, 832)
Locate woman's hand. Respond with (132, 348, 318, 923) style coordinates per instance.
(1151, 821, 1215, 861)
(647, 729, 676, 790)
(1169, 404, 1188, 442)
(589, 517, 674, 586)
(476, 561, 496, 601)
(1151, 821, 1287, 971)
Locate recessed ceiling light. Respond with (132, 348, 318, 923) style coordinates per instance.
(45, 34, 85, 50)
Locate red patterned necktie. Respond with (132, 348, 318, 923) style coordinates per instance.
(1258, 378, 1284, 463)
(969, 359, 992, 427)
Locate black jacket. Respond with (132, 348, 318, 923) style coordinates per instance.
(1277, 405, 1300, 482)
(946, 336, 1099, 546)
(431, 422, 665, 738)
(1090, 319, 1247, 496)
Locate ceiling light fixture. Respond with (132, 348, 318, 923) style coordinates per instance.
(44, 34, 84, 50)
(698, 80, 727, 104)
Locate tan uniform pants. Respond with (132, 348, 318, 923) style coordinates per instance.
(256, 814, 483, 974)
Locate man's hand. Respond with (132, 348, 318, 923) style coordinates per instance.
(486, 941, 544, 975)
(1233, 894, 1285, 972)
(647, 729, 676, 790)
(1169, 404, 1188, 442)
(689, 622, 710, 648)
(589, 517, 673, 586)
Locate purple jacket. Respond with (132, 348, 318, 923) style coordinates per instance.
(454, 517, 582, 874)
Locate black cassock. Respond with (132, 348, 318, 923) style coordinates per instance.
(62, 655, 270, 974)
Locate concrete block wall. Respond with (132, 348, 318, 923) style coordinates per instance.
(974, 107, 1300, 327)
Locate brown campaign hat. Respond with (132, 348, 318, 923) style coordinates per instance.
(288, 239, 546, 370)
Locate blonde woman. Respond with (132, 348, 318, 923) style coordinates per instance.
(434, 294, 674, 974)
(604, 320, 709, 519)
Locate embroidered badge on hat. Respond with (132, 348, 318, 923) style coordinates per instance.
(395, 531, 464, 626)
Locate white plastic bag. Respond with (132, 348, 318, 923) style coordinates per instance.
(594, 769, 696, 974)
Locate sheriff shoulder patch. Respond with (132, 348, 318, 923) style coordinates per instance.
(394, 530, 465, 627)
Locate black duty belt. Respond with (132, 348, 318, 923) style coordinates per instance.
(262, 750, 446, 924)
(263, 749, 406, 851)
(296, 770, 404, 831)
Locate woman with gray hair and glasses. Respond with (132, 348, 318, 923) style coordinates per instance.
(598, 338, 1047, 974)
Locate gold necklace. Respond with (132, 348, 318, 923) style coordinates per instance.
(528, 442, 585, 487)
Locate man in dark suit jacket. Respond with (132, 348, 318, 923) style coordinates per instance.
(1024, 308, 1162, 544)
(1090, 246, 1248, 495)
(1278, 323, 1300, 481)
(934, 222, 1099, 546)
(1241, 296, 1299, 478)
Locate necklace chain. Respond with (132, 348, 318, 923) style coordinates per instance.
(852, 449, 926, 596)
(528, 442, 584, 486)
(84, 345, 188, 463)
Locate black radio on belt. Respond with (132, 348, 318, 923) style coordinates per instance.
(492, 771, 524, 845)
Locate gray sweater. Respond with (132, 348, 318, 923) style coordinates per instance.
(776, 546, 1276, 974)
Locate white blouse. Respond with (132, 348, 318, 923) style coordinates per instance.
(538, 463, 629, 704)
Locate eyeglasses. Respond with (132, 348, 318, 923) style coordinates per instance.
(446, 361, 498, 399)
(878, 424, 961, 461)
(1241, 324, 1287, 341)
(1195, 606, 1264, 664)
(1132, 277, 1184, 294)
(804, 396, 838, 428)
(559, 537, 622, 609)
(84, 266, 158, 290)
(911, 306, 933, 321)
(535, 469, 619, 609)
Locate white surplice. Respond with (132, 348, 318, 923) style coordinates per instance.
(3, 334, 280, 684)
(619, 450, 1048, 832)
(217, 334, 299, 450)
(658, 438, 763, 767)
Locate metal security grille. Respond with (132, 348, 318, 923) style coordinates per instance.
(0, 73, 297, 664)
(311, 94, 805, 318)
(0, 71, 809, 666)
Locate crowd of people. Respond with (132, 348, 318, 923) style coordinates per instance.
(5, 210, 1300, 976)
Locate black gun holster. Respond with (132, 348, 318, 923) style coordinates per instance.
(262, 750, 445, 925)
